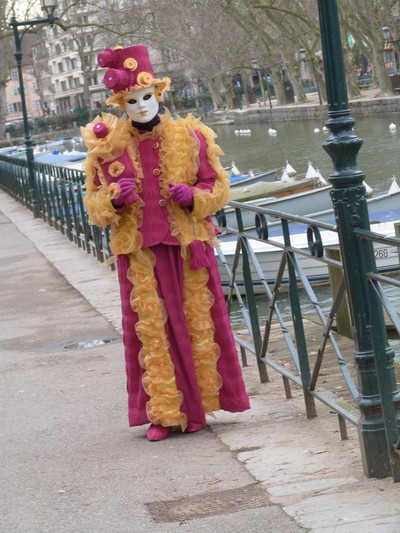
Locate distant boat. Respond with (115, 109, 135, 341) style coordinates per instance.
(229, 175, 320, 203)
(35, 150, 86, 165)
(229, 167, 278, 188)
(0, 143, 86, 169)
(220, 184, 399, 231)
(218, 163, 382, 231)
(214, 183, 332, 230)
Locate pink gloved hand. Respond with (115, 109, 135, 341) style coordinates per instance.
(112, 177, 138, 207)
(169, 183, 194, 207)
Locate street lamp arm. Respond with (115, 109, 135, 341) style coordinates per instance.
(9, 15, 59, 45)
(9, 15, 58, 29)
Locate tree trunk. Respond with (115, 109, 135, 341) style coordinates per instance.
(0, 82, 6, 139)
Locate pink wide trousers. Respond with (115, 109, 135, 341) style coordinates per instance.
(117, 243, 250, 427)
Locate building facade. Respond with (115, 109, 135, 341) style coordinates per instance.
(5, 66, 41, 124)
(4, 1, 190, 128)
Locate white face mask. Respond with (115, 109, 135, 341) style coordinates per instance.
(124, 86, 159, 123)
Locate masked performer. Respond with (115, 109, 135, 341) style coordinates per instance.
(81, 45, 250, 441)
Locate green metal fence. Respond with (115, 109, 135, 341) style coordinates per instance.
(215, 200, 400, 482)
(0, 153, 399, 480)
(1, 0, 399, 484)
(0, 154, 112, 267)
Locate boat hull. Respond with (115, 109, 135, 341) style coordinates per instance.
(229, 168, 278, 188)
(217, 187, 400, 232)
(216, 220, 400, 294)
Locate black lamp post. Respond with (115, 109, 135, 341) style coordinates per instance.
(251, 59, 272, 109)
(299, 48, 323, 105)
(9, 0, 58, 218)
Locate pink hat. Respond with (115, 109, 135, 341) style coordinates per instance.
(98, 45, 170, 94)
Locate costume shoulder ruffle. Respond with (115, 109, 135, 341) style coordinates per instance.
(80, 112, 130, 161)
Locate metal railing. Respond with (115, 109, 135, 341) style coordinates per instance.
(0, 154, 112, 267)
(215, 199, 400, 481)
(0, 154, 399, 481)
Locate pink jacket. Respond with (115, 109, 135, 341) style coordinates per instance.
(136, 130, 218, 248)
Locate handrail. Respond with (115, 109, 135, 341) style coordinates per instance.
(0, 154, 399, 480)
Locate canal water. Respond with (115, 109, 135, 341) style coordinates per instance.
(213, 112, 400, 195)
(212, 112, 400, 360)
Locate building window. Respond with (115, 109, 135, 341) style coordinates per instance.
(13, 86, 27, 96)
(71, 58, 78, 69)
(11, 69, 18, 81)
(58, 62, 64, 73)
(61, 80, 67, 91)
(74, 78, 80, 88)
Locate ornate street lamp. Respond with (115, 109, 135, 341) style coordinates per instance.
(299, 48, 323, 105)
(318, 0, 400, 481)
(9, 0, 59, 218)
(251, 59, 272, 109)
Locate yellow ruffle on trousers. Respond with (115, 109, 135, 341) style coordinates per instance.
(127, 247, 221, 429)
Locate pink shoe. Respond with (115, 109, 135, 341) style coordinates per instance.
(146, 424, 170, 441)
(185, 422, 205, 433)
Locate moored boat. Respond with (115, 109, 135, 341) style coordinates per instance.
(229, 167, 278, 187)
(215, 216, 400, 294)
(217, 171, 390, 232)
(228, 175, 321, 203)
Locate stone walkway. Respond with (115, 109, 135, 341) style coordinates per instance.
(1, 190, 400, 532)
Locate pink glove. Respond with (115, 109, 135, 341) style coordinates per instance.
(112, 177, 138, 207)
(169, 183, 194, 207)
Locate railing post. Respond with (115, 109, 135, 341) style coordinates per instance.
(236, 210, 269, 383)
(318, 0, 400, 479)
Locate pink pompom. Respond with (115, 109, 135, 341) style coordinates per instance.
(97, 48, 116, 68)
(93, 122, 109, 138)
(103, 68, 132, 91)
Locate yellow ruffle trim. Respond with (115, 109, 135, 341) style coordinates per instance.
(83, 112, 229, 255)
(127, 248, 187, 430)
(183, 261, 222, 412)
(81, 113, 130, 162)
(82, 112, 225, 424)
(126, 247, 222, 427)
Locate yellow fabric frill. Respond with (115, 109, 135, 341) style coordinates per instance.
(82, 111, 228, 425)
(183, 261, 222, 412)
(127, 248, 187, 430)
